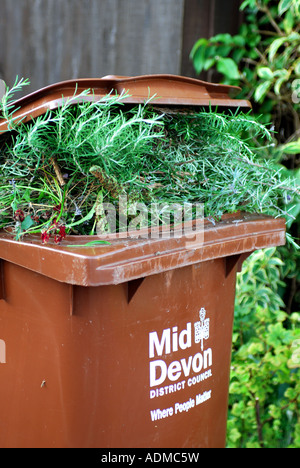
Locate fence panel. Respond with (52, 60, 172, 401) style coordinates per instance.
(0, 0, 241, 96)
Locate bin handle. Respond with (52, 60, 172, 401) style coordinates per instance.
(225, 252, 252, 277)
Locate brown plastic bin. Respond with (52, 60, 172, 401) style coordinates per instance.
(0, 76, 286, 448)
(0, 213, 285, 448)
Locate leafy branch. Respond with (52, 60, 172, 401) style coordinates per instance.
(0, 76, 30, 127)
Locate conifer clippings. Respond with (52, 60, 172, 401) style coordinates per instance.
(0, 78, 298, 241)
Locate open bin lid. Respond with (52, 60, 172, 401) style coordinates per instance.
(0, 213, 286, 287)
(0, 74, 251, 134)
(0, 76, 284, 288)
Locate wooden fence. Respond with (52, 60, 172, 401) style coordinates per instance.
(0, 0, 242, 96)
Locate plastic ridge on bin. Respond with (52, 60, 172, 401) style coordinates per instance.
(0, 213, 286, 287)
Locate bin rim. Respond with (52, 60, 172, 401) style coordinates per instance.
(0, 74, 251, 134)
(0, 212, 285, 287)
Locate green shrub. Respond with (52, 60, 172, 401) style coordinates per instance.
(227, 248, 300, 448)
(191, 0, 300, 447)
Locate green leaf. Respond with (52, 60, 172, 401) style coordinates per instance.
(281, 139, 300, 154)
(189, 38, 208, 60)
(274, 75, 289, 95)
(232, 35, 246, 47)
(288, 31, 300, 42)
(279, 0, 292, 15)
(211, 33, 233, 44)
(269, 38, 287, 62)
(67, 240, 111, 248)
(267, 323, 289, 348)
(216, 57, 240, 80)
(240, 0, 257, 10)
(21, 215, 35, 231)
(228, 427, 241, 443)
(254, 81, 272, 102)
(258, 67, 274, 80)
(283, 9, 295, 34)
(66, 204, 96, 229)
(204, 57, 216, 71)
(216, 44, 232, 57)
(232, 48, 246, 64)
(190, 43, 207, 74)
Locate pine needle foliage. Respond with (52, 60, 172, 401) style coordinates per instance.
(0, 78, 299, 241)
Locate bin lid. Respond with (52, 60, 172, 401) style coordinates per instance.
(0, 213, 285, 287)
(0, 74, 251, 134)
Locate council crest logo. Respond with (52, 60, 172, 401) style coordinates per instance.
(194, 308, 210, 351)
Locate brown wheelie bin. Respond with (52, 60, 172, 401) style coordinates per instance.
(0, 75, 286, 448)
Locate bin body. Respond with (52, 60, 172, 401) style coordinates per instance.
(0, 213, 285, 448)
(0, 76, 287, 448)
(0, 257, 235, 448)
